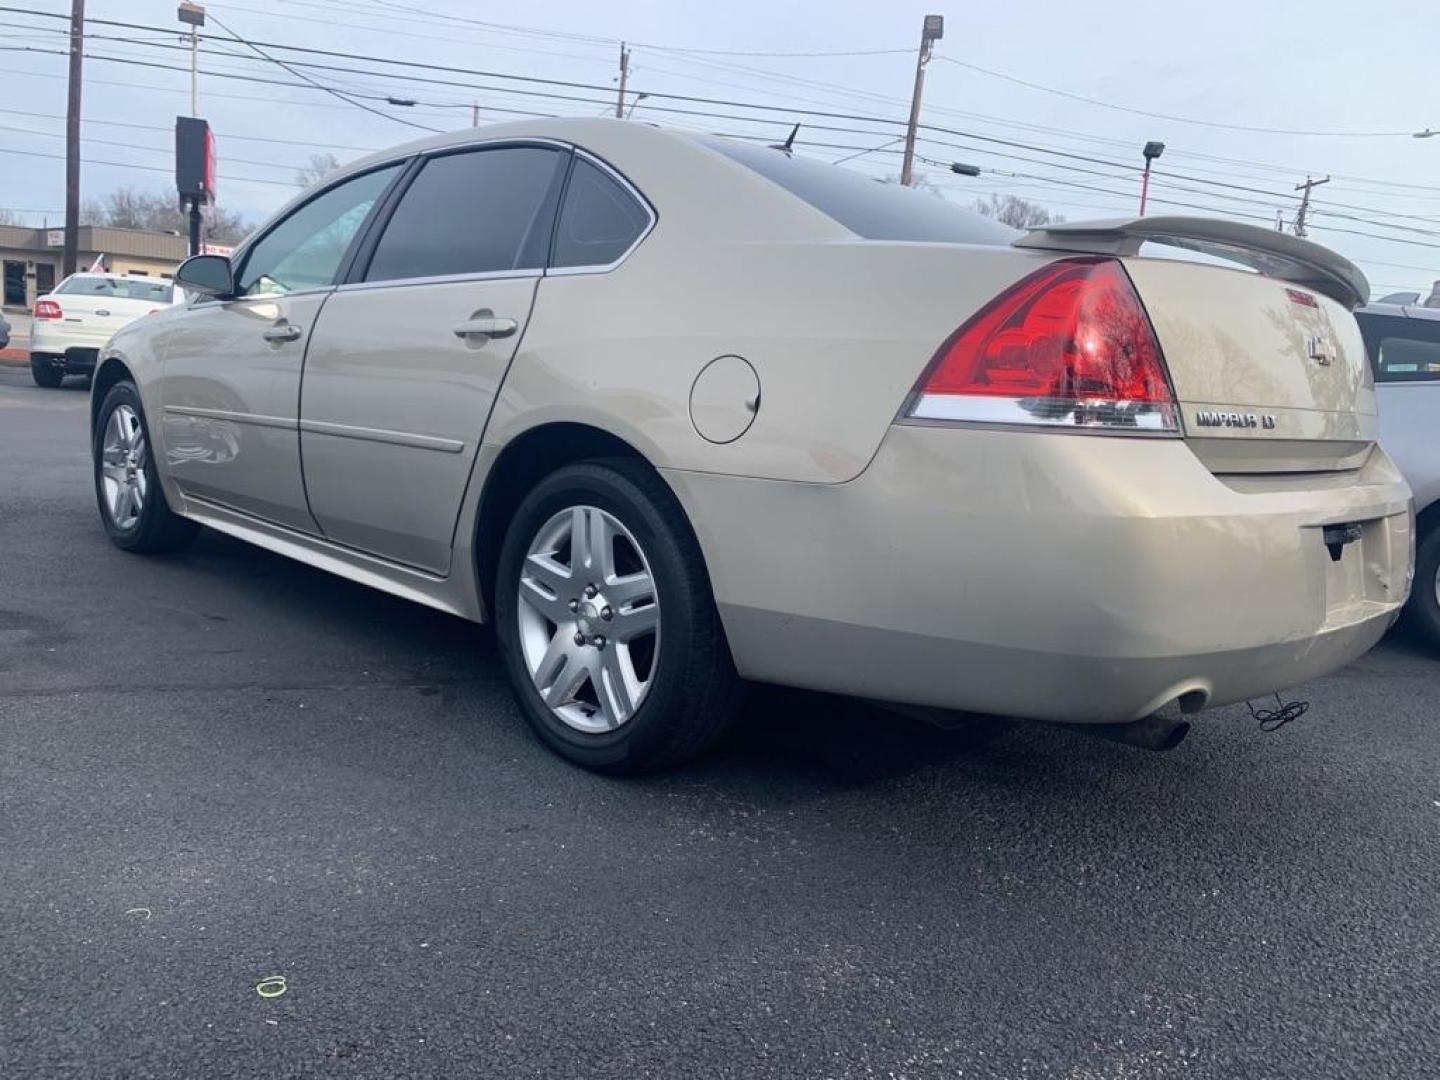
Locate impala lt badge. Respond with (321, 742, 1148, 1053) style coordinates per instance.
(1195, 411, 1277, 429)
(1307, 335, 1335, 366)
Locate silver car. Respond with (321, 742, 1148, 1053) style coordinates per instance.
(89, 119, 1412, 772)
(1358, 300, 1440, 645)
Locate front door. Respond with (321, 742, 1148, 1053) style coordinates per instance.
(300, 144, 567, 574)
(157, 163, 403, 532)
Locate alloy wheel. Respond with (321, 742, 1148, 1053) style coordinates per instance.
(100, 404, 148, 530)
(516, 505, 660, 733)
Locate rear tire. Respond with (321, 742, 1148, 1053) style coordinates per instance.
(1409, 526, 1440, 652)
(31, 355, 63, 388)
(93, 380, 200, 554)
(494, 459, 741, 774)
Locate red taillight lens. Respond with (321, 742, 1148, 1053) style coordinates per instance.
(908, 257, 1178, 432)
(34, 299, 63, 320)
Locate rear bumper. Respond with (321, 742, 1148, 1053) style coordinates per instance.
(31, 322, 110, 362)
(30, 347, 99, 374)
(664, 425, 1414, 723)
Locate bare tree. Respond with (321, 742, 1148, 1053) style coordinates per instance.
(80, 187, 252, 243)
(0, 208, 20, 226)
(972, 194, 1064, 229)
(881, 172, 947, 198)
(296, 153, 342, 188)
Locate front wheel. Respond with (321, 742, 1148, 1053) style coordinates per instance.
(494, 460, 741, 774)
(93, 381, 200, 554)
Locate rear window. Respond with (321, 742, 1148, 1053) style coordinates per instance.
(697, 136, 1017, 246)
(1357, 312, 1440, 382)
(54, 276, 173, 303)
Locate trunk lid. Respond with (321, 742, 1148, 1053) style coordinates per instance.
(1015, 217, 1376, 473)
(50, 276, 174, 339)
(53, 294, 159, 336)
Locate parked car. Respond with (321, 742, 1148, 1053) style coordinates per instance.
(0, 310, 10, 350)
(31, 273, 181, 387)
(87, 119, 1413, 772)
(1357, 300, 1440, 646)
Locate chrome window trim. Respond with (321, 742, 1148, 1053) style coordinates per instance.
(335, 268, 542, 294)
(545, 148, 657, 278)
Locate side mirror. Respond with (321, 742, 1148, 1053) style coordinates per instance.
(175, 254, 234, 298)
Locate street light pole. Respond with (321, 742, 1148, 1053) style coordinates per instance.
(178, 3, 205, 116)
(900, 15, 943, 187)
(1139, 140, 1165, 217)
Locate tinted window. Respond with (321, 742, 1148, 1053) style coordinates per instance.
(365, 147, 565, 282)
(698, 136, 1017, 246)
(55, 276, 173, 303)
(1358, 312, 1440, 382)
(552, 158, 651, 268)
(237, 164, 401, 297)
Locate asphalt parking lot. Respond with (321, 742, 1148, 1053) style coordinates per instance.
(2, 364, 1438, 1080)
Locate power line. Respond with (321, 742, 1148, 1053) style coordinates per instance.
(0, 145, 301, 187)
(0, 105, 383, 153)
(203, 11, 441, 133)
(32, 22, 1440, 237)
(933, 56, 1421, 138)
(13, 8, 1440, 213)
(5, 9, 1439, 254)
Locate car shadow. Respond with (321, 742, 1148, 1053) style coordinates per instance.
(168, 523, 1418, 834)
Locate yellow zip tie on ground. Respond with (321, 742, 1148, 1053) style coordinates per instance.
(256, 976, 288, 999)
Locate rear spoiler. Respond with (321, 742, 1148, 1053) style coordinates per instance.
(1013, 215, 1370, 309)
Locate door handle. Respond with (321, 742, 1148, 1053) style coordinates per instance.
(452, 316, 518, 339)
(262, 323, 302, 343)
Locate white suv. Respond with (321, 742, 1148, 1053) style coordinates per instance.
(31, 274, 182, 388)
(1359, 301, 1440, 646)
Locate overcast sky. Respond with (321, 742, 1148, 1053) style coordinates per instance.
(3, 0, 1438, 294)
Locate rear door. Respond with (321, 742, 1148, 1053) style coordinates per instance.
(298, 143, 569, 574)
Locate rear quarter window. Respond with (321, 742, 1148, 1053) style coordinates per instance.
(1357, 312, 1440, 382)
(697, 135, 1017, 246)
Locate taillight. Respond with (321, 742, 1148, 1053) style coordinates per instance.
(34, 299, 63, 320)
(907, 257, 1178, 433)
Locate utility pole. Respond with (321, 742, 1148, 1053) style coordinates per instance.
(900, 16, 943, 187)
(898, 17, 944, 185)
(472, 101, 480, 127)
(615, 42, 630, 119)
(1293, 175, 1330, 238)
(63, 0, 84, 278)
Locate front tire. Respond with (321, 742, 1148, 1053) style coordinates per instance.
(31, 354, 63, 388)
(494, 460, 741, 774)
(1410, 527, 1440, 652)
(93, 380, 199, 554)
